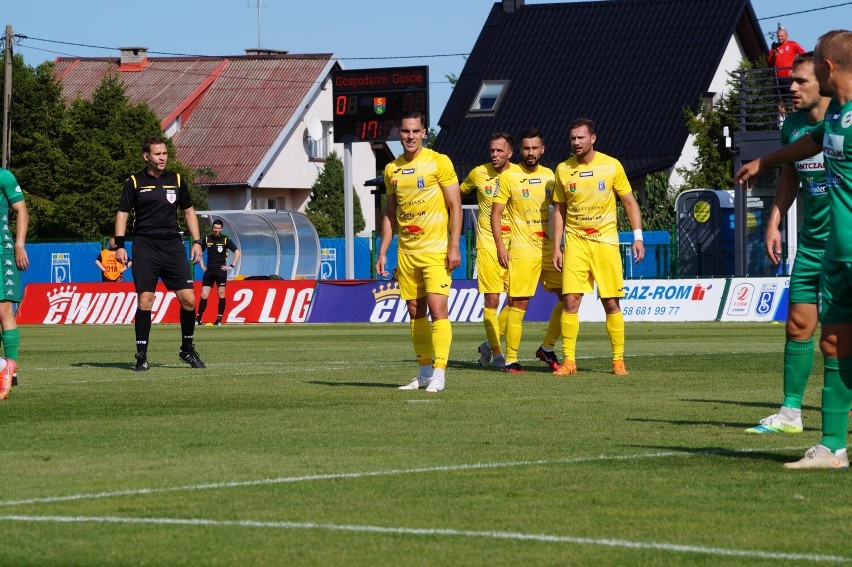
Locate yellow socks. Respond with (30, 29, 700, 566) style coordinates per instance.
(606, 311, 625, 361)
(560, 311, 579, 361)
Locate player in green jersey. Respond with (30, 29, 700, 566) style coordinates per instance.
(746, 53, 831, 434)
(736, 30, 852, 469)
(0, 168, 29, 401)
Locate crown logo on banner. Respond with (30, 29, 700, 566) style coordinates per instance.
(47, 285, 77, 306)
(372, 281, 401, 302)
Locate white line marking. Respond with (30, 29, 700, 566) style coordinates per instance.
(0, 447, 807, 508)
(0, 515, 847, 563)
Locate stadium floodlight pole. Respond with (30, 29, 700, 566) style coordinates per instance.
(343, 140, 355, 279)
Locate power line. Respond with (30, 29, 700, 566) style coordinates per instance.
(14, 34, 468, 62)
(756, 1, 852, 21)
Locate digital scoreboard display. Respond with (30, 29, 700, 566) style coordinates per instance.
(331, 66, 429, 143)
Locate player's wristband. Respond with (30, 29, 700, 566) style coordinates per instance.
(229, 264, 234, 268)
(115, 236, 125, 249)
(633, 229, 643, 241)
(194, 239, 203, 246)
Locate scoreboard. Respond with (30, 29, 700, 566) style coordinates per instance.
(331, 66, 429, 143)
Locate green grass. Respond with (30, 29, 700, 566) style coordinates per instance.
(1, 321, 851, 566)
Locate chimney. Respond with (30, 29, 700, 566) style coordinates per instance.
(503, 0, 524, 13)
(119, 47, 148, 65)
(244, 48, 290, 56)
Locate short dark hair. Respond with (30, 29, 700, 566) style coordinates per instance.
(793, 51, 815, 68)
(399, 111, 426, 128)
(568, 118, 595, 136)
(491, 131, 514, 148)
(212, 219, 224, 228)
(142, 136, 168, 153)
(519, 128, 543, 144)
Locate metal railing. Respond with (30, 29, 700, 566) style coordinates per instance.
(733, 66, 792, 131)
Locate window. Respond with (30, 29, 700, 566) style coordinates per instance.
(469, 81, 509, 113)
(252, 198, 279, 210)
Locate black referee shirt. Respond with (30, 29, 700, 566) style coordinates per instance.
(118, 169, 193, 239)
(202, 234, 238, 267)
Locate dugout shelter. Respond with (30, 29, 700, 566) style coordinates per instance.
(196, 210, 320, 280)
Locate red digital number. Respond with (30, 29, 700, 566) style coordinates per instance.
(359, 120, 379, 140)
(335, 95, 347, 116)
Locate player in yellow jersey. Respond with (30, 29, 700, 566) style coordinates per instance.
(551, 118, 644, 377)
(491, 128, 563, 373)
(460, 132, 518, 368)
(376, 111, 462, 393)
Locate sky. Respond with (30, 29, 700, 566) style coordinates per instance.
(5, 0, 851, 131)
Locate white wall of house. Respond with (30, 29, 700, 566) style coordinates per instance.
(255, 81, 380, 236)
(669, 33, 747, 190)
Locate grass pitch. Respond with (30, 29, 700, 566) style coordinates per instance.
(1, 321, 851, 566)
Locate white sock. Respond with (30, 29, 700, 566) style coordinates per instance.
(539, 345, 554, 353)
(779, 406, 801, 420)
(419, 364, 433, 378)
(431, 367, 445, 380)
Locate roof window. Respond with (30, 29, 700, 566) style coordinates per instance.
(469, 81, 509, 114)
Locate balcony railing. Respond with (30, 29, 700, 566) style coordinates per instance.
(732, 66, 792, 131)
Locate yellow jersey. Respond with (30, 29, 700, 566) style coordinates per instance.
(553, 151, 631, 246)
(494, 164, 555, 258)
(384, 148, 459, 255)
(460, 162, 520, 250)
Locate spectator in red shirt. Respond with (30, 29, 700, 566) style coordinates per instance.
(769, 28, 806, 117)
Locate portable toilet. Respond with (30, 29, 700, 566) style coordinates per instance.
(675, 189, 735, 277)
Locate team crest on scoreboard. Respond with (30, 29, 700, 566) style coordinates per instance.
(373, 97, 387, 116)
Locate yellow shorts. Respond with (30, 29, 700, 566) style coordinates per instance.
(475, 248, 508, 294)
(562, 234, 624, 298)
(397, 252, 452, 300)
(508, 255, 542, 297)
(540, 262, 562, 293)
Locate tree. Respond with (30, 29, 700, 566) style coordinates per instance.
(305, 152, 365, 237)
(675, 59, 769, 192)
(617, 172, 676, 233)
(0, 57, 207, 240)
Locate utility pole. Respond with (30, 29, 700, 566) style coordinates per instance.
(2, 25, 12, 168)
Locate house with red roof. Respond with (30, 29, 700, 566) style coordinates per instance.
(53, 47, 390, 235)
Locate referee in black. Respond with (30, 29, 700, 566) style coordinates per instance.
(196, 219, 240, 325)
(115, 136, 205, 371)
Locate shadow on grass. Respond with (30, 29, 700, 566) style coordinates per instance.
(681, 398, 820, 412)
(624, 444, 798, 463)
(306, 380, 400, 389)
(625, 416, 817, 432)
(72, 361, 136, 370)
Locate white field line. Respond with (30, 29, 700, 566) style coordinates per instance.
(0, 514, 848, 563)
(0, 446, 808, 508)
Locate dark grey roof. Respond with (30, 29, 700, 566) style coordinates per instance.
(434, 0, 767, 181)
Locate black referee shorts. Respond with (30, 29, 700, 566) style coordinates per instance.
(202, 266, 228, 288)
(130, 236, 194, 293)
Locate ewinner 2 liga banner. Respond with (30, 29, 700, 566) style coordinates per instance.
(17, 281, 315, 325)
(16, 277, 753, 325)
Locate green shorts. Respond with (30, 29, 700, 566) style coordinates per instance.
(818, 257, 852, 325)
(788, 245, 824, 305)
(0, 253, 22, 303)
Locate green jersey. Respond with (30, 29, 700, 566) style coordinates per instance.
(782, 111, 829, 249)
(812, 99, 852, 261)
(0, 168, 25, 254)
